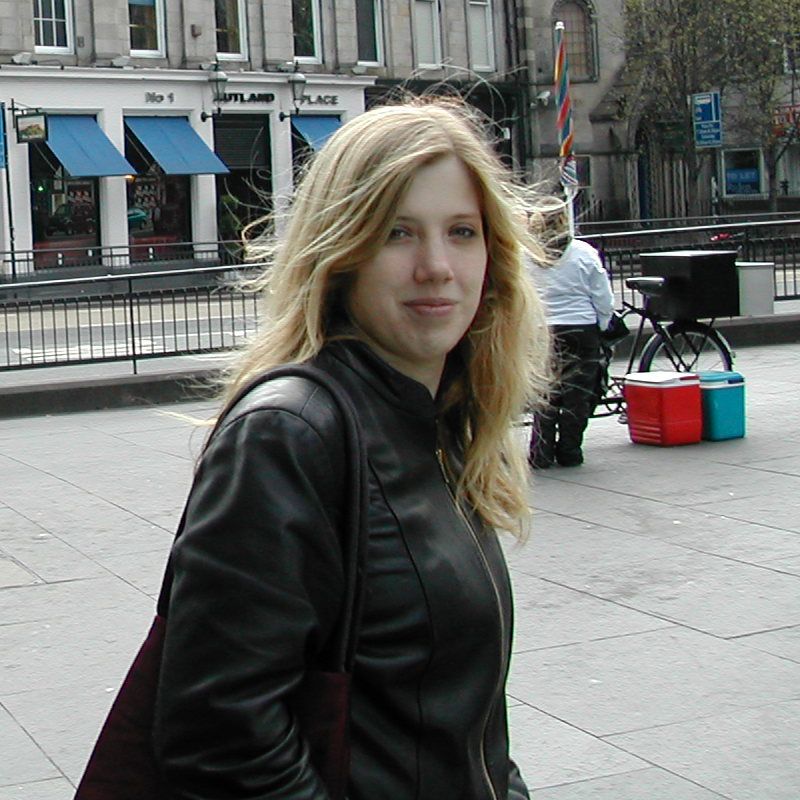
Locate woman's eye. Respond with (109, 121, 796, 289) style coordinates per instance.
(387, 227, 410, 241)
(452, 225, 477, 239)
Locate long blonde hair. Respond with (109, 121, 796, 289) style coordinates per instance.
(226, 97, 551, 536)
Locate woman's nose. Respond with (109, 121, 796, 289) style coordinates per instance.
(414, 237, 453, 283)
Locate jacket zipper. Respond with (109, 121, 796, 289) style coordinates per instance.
(435, 444, 502, 800)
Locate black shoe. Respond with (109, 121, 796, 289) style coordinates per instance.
(529, 455, 554, 470)
(556, 449, 583, 467)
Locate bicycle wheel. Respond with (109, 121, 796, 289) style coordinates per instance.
(638, 321, 733, 373)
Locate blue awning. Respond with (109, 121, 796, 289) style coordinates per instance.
(291, 115, 341, 150)
(125, 116, 229, 175)
(46, 115, 135, 177)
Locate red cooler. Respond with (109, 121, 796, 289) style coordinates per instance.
(623, 371, 702, 446)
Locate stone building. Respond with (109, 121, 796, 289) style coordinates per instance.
(527, 0, 800, 224)
(0, 0, 542, 275)
(1, 0, 797, 276)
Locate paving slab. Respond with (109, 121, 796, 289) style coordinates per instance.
(0, 705, 61, 785)
(3, 680, 129, 787)
(607, 699, 800, 800)
(510, 570, 674, 653)
(508, 703, 646, 790)
(0, 342, 798, 798)
(0, 779, 74, 800)
(546, 549, 800, 638)
(0, 607, 155, 696)
(531, 768, 727, 799)
(509, 627, 800, 737)
(734, 623, 800, 663)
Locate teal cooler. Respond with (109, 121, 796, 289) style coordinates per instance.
(698, 371, 745, 440)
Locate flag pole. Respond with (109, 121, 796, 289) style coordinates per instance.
(554, 20, 578, 235)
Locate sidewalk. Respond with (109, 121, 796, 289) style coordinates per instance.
(1, 343, 799, 798)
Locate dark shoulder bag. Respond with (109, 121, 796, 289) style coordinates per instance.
(74, 364, 368, 800)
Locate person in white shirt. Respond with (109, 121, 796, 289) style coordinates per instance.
(528, 209, 614, 468)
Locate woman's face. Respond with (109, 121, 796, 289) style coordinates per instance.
(346, 155, 488, 395)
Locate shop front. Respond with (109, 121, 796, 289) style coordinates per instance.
(124, 115, 227, 260)
(28, 114, 135, 268)
(0, 67, 373, 277)
(207, 78, 361, 245)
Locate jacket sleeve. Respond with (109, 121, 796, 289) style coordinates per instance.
(508, 759, 530, 799)
(585, 246, 615, 331)
(153, 405, 347, 799)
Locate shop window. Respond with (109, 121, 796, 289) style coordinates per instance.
(213, 117, 272, 244)
(414, 0, 441, 67)
(356, 0, 383, 64)
(552, 1, 597, 81)
(129, 0, 165, 56)
(468, 0, 495, 71)
(293, 0, 321, 62)
(124, 129, 192, 246)
(722, 149, 764, 196)
(29, 142, 100, 255)
(216, 0, 247, 58)
(33, 0, 73, 53)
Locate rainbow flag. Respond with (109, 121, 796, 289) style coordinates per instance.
(554, 21, 578, 187)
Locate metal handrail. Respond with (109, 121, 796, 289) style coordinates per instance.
(0, 263, 262, 374)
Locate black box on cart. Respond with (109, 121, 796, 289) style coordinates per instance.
(640, 250, 740, 320)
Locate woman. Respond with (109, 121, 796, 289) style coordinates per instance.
(528, 204, 614, 468)
(153, 97, 551, 799)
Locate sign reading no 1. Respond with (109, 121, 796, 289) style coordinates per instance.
(693, 91, 722, 148)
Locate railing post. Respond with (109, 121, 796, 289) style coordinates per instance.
(127, 277, 138, 374)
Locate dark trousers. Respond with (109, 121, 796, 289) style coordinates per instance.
(531, 324, 601, 467)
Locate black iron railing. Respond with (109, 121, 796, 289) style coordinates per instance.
(1, 221, 798, 375)
(0, 264, 260, 373)
(0, 239, 244, 281)
(581, 218, 800, 305)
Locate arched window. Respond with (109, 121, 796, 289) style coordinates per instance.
(553, 1, 596, 81)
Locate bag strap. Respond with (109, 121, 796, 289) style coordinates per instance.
(157, 363, 368, 673)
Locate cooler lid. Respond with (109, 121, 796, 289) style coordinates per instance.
(697, 370, 744, 385)
(624, 371, 700, 387)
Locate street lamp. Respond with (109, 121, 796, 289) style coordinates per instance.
(279, 66, 308, 121)
(201, 62, 229, 122)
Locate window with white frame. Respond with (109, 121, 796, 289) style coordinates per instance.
(33, 0, 73, 52)
(414, 0, 442, 68)
(129, 0, 165, 56)
(216, 0, 247, 58)
(553, 1, 596, 81)
(356, 0, 382, 64)
(722, 149, 764, 196)
(292, 0, 321, 61)
(468, 0, 494, 71)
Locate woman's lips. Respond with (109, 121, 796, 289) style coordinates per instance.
(404, 298, 455, 316)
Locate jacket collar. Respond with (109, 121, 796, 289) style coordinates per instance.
(322, 339, 440, 420)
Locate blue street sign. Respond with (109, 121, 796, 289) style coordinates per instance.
(693, 91, 722, 148)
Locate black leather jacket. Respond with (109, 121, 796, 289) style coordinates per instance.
(154, 340, 529, 800)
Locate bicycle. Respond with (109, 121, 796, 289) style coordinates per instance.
(593, 276, 735, 418)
